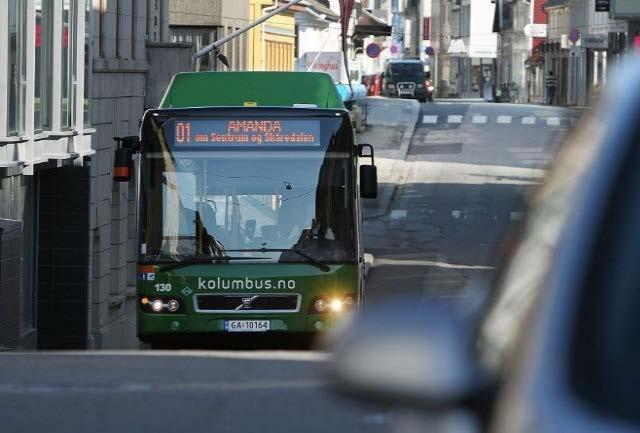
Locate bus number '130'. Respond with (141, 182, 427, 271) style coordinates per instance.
(155, 283, 172, 292)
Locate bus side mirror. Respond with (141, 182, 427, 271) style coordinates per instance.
(358, 144, 377, 199)
(113, 136, 141, 182)
(360, 165, 378, 199)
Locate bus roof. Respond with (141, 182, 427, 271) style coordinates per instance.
(159, 71, 345, 110)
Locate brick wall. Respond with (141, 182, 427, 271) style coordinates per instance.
(88, 69, 144, 349)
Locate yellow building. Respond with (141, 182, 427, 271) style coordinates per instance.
(248, 0, 302, 71)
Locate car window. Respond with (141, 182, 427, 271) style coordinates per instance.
(571, 137, 640, 423)
(475, 113, 604, 372)
(389, 63, 424, 77)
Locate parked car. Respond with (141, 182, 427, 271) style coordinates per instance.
(325, 58, 640, 433)
(381, 59, 434, 103)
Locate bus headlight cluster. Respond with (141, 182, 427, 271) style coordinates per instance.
(310, 294, 357, 314)
(140, 297, 182, 314)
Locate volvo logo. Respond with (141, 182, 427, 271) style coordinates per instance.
(235, 295, 259, 310)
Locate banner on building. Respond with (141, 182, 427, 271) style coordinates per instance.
(448, 39, 468, 57)
(582, 35, 608, 49)
(423, 17, 430, 40)
(299, 52, 345, 82)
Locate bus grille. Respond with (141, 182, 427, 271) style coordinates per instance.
(195, 294, 301, 313)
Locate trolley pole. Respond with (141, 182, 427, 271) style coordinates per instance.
(194, 0, 305, 60)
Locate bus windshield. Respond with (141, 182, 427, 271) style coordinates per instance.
(140, 112, 357, 265)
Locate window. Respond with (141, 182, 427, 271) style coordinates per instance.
(170, 28, 214, 71)
(84, 0, 91, 125)
(8, 0, 26, 135)
(61, 0, 77, 128)
(35, 0, 54, 132)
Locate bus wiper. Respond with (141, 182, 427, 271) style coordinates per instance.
(155, 255, 269, 272)
(225, 248, 330, 272)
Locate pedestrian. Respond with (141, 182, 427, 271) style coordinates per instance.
(545, 70, 558, 105)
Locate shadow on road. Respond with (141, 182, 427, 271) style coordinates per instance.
(147, 333, 317, 351)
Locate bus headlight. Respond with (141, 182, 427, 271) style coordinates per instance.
(314, 299, 328, 313)
(310, 295, 357, 314)
(140, 296, 184, 314)
(167, 299, 180, 312)
(329, 299, 344, 312)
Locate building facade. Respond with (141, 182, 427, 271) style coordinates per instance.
(248, 0, 300, 71)
(169, 0, 249, 71)
(1, 0, 194, 350)
(0, 0, 93, 349)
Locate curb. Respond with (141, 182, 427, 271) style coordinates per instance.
(364, 253, 374, 278)
(363, 99, 420, 220)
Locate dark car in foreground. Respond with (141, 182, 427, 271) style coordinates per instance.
(381, 59, 433, 103)
(326, 59, 640, 433)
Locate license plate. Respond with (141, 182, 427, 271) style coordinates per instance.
(224, 320, 270, 332)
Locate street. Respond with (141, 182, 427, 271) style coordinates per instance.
(364, 100, 576, 304)
(1, 100, 578, 432)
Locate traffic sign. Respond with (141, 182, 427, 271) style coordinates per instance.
(388, 41, 400, 57)
(569, 27, 581, 43)
(424, 46, 435, 56)
(366, 43, 381, 58)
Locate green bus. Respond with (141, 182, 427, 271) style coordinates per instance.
(135, 72, 377, 345)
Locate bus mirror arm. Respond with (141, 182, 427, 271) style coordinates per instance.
(358, 143, 375, 165)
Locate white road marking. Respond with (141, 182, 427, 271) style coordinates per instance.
(472, 115, 487, 124)
(522, 116, 536, 124)
(497, 115, 512, 124)
(0, 380, 324, 395)
(547, 117, 560, 126)
(374, 258, 495, 270)
(510, 211, 525, 221)
(451, 210, 461, 219)
(521, 159, 551, 165)
(422, 115, 439, 124)
(447, 115, 463, 123)
(390, 209, 408, 220)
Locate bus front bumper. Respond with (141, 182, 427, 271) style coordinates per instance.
(137, 312, 345, 340)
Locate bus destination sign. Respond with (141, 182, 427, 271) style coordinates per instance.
(171, 119, 321, 147)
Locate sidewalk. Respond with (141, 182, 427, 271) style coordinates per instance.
(357, 97, 420, 219)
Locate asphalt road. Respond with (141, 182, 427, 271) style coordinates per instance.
(0, 100, 580, 433)
(364, 101, 578, 305)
